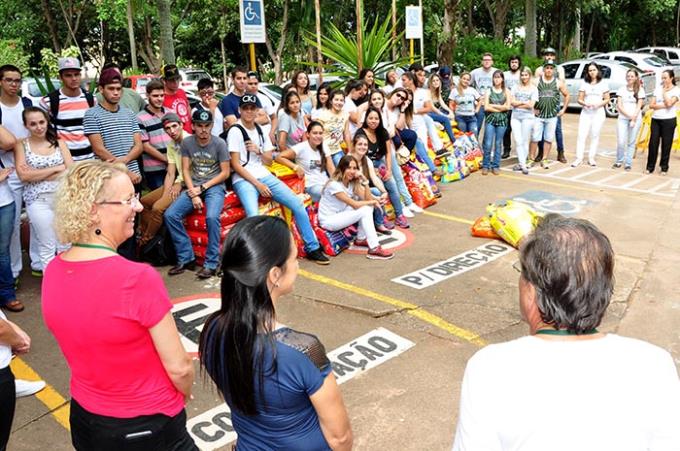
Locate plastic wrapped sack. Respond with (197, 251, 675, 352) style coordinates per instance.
(223, 190, 241, 209)
(267, 161, 296, 178)
(314, 227, 350, 256)
(470, 216, 501, 239)
(636, 110, 652, 153)
(487, 200, 542, 248)
(187, 224, 233, 247)
(407, 180, 436, 209)
(185, 207, 246, 231)
(258, 201, 283, 218)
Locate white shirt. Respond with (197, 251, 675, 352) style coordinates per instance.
(256, 92, 275, 138)
(510, 85, 539, 120)
(0, 99, 29, 170)
(291, 141, 329, 190)
(470, 67, 498, 96)
(651, 86, 680, 120)
(578, 80, 610, 110)
(410, 88, 431, 132)
(227, 120, 274, 183)
(616, 86, 646, 119)
(318, 180, 354, 220)
(453, 334, 680, 451)
(342, 97, 360, 136)
(0, 310, 12, 369)
(503, 71, 521, 92)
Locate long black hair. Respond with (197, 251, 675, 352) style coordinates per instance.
(307, 120, 326, 164)
(316, 82, 332, 109)
(199, 216, 292, 415)
(22, 107, 59, 148)
(584, 63, 603, 83)
(282, 90, 302, 115)
(361, 106, 390, 158)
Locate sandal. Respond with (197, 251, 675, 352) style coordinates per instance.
(3, 300, 24, 312)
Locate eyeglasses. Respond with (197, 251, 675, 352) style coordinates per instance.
(97, 192, 141, 207)
(395, 94, 407, 101)
(199, 90, 215, 96)
(512, 260, 522, 273)
(2, 78, 21, 85)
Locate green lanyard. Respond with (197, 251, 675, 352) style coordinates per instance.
(72, 243, 117, 253)
(535, 328, 599, 336)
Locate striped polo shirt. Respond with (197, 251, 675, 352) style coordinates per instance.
(40, 90, 96, 161)
(137, 106, 172, 173)
(83, 104, 141, 174)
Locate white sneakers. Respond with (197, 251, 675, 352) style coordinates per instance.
(16, 379, 46, 398)
(408, 203, 424, 213)
(402, 206, 415, 218)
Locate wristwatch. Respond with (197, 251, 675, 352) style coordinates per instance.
(200, 184, 206, 193)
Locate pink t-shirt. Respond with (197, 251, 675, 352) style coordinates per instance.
(42, 255, 184, 418)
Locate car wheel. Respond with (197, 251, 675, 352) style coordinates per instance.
(605, 96, 618, 118)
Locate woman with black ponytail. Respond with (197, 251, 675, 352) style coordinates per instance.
(200, 216, 352, 450)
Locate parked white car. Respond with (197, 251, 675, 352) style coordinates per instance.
(21, 78, 61, 105)
(559, 59, 655, 118)
(591, 52, 680, 87)
(178, 68, 214, 93)
(636, 46, 680, 65)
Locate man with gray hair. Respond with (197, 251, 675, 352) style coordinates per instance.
(453, 214, 680, 451)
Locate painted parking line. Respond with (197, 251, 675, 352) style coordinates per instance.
(298, 269, 486, 347)
(422, 211, 474, 225)
(10, 357, 70, 430)
(186, 327, 415, 450)
(501, 165, 680, 198)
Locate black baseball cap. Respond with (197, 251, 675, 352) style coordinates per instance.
(192, 109, 213, 124)
(161, 64, 181, 81)
(239, 94, 258, 108)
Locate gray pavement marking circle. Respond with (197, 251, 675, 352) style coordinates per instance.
(510, 190, 590, 215)
(186, 327, 415, 450)
(345, 228, 414, 254)
(392, 241, 515, 289)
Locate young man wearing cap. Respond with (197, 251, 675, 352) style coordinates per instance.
(0, 65, 42, 281)
(529, 60, 570, 168)
(218, 66, 264, 130)
(164, 109, 230, 279)
(438, 66, 453, 104)
(471, 53, 498, 130)
(138, 113, 189, 247)
(39, 57, 96, 162)
(502, 56, 522, 159)
(228, 94, 330, 265)
(535, 47, 566, 162)
(192, 78, 224, 137)
(161, 64, 192, 134)
(95, 63, 145, 113)
(246, 72, 276, 142)
(137, 79, 172, 190)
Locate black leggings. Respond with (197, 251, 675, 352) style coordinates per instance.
(70, 399, 197, 451)
(647, 118, 677, 172)
(0, 366, 16, 451)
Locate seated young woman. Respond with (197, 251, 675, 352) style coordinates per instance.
(276, 121, 333, 203)
(318, 155, 394, 260)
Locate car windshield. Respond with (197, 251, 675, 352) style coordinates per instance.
(619, 62, 642, 73)
(185, 72, 209, 81)
(28, 80, 61, 97)
(263, 84, 282, 100)
(644, 56, 666, 67)
(137, 78, 151, 87)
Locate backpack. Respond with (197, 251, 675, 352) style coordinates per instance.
(220, 123, 265, 168)
(0, 96, 33, 124)
(48, 90, 95, 127)
(139, 224, 177, 267)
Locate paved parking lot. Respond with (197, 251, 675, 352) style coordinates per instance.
(7, 112, 680, 450)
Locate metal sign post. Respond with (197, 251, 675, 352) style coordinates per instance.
(239, 0, 267, 71)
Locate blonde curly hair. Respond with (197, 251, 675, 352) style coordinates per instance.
(54, 161, 128, 243)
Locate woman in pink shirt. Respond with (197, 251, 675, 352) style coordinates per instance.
(42, 161, 196, 450)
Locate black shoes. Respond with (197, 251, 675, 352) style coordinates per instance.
(557, 151, 567, 163)
(196, 267, 217, 279)
(168, 260, 196, 276)
(501, 150, 510, 159)
(306, 248, 330, 265)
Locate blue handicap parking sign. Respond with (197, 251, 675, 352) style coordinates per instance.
(507, 190, 591, 216)
(243, 0, 262, 26)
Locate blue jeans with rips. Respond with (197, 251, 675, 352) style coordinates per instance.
(0, 201, 15, 305)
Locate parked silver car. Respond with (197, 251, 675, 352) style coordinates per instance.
(636, 46, 680, 65)
(591, 51, 680, 87)
(559, 59, 655, 118)
(21, 78, 61, 105)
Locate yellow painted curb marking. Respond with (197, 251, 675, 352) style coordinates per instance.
(10, 357, 70, 430)
(423, 211, 475, 225)
(298, 269, 487, 347)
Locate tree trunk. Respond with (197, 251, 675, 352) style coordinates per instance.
(126, 0, 138, 71)
(264, 0, 290, 84)
(157, 0, 175, 65)
(41, 0, 62, 52)
(391, 0, 397, 60)
(584, 12, 595, 54)
(315, 0, 323, 83)
(466, 0, 474, 35)
(676, 0, 680, 46)
(571, 7, 581, 57)
(356, 0, 363, 72)
(439, 0, 460, 65)
(221, 37, 228, 93)
(524, 0, 536, 57)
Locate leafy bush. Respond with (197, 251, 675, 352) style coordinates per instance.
(452, 36, 543, 74)
(0, 40, 30, 71)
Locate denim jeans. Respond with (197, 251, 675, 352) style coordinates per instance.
(369, 187, 386, 225)
(331, 151, 343, 167)
(475, 106, 485, 136)
(164, 184, 226, 270)
(305, 184, 323, 203)
(371, 159, 404, 216)
(482, 123, 507, 169)
(390, 151, 413, 206)
(0, 201, 16, 305)
(455, 115, 478, 136)
(393, 130, 437, 172)
(616, 117, 642, 167)
(144, 171, 166, 191)
(233, 175, 320, 252)
(538, 114, 564, 153)
(428, 112, 455, 143)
